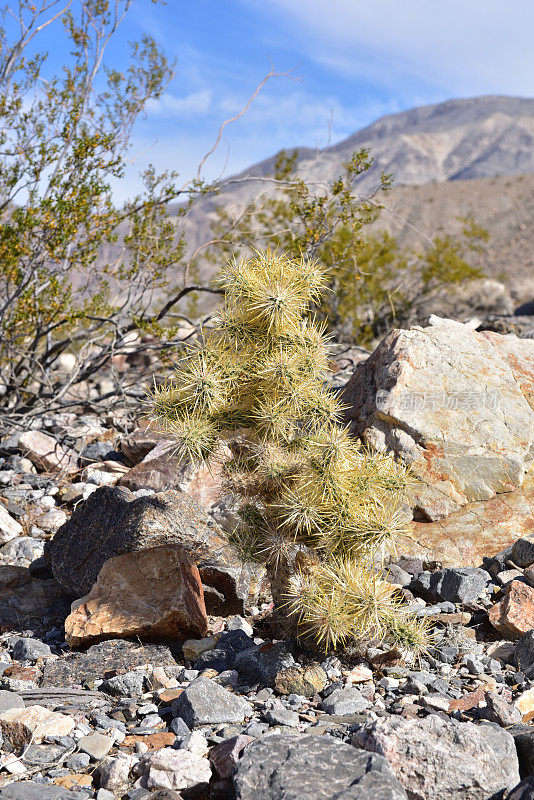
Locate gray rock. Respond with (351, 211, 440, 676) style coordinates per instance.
(0, 782, 91, 799)
(484, 691, 522, 726)
(508, 724, 534, 779)
(78, 731, 114, 761)
(264, 706, 300, 727)
(65, 751, 91, 770)
(12, 637, 52, 662)
(0, 690, 24, 712)
(172, 676, 252, 726)
(0, 565, 71, 631)
(508, 776, 534, 800)
(354, 714, 519, 800)
(234, 733, 407, 800)
(413, 567, 489, 604)
(513, 536, 534, 568)
(515, 631, 534, 678)
(320, 687, 370, 715)
(101, 669, 146, 697)
(234, 642, 296, 686)
(0, 537, 44, 565)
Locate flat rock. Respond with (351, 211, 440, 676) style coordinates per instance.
(65, 545, 208, 647)
(320, 686, 370, 715)
(140, 746, 212, 792)
(172, 676, 252, 726)
(0, 690, 24, 712)
(78, 731, 114, 761)
(0, 782, 90, 799)
(234, 732, 407, 800)
(354, 714, 519, 800)
(18, 430, 78, 474)
(341, 318, 534, 520)
(41, 639, 177, 688)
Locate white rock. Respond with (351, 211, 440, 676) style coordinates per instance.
(142, 747, 212, 791)
(226, 615, 254, 637)
(180, 730, 210, 758)
(0, 505, 23, 545)
(0, 705, 75, 747)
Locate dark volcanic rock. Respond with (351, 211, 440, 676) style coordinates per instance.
(172, 676, 253, 726)
(41, 639, 177, 687)
(0, 565, 71, 631)
(234, 733, 407, 800)
(44, 486, 236, 597)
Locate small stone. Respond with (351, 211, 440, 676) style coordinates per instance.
(265, 706, 300, 727)
(513, 535, 534, 568)
(101, 670, 146, 697)
(465, 656, 485, 675)
(18, 430, 77, 474)
(234, 642, 296, 687)
(226, 615, 254, 637)
(345, 664, 373, 684)
(209, 734, 253, 778)
(421, 694, 451, 712)
(515, 631, 534, 678)
(182, 634, 220, 662)
(172, 677, 253, 726)
(485, 691, 522, 726)
(12, 637, 52, 662)
(0, 505, 23, 544)
(274, 664, 328, 697)
(496, 569, 525, 586)
(65, 752, 91, 770)
(78, 731, 114, 761)
(320, 686, 370, 715)
(489, 581, 534, 639)
(141, 746, 212, 792)
(98, 754, 134, 792)
(179, 730, 209, 757)
(0, 690, 24, 712)
(516, 689, 534, 719)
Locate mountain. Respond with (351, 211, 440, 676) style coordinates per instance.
(181, 95, 534, 301)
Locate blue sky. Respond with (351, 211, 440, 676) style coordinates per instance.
(32, 0, 534, 201)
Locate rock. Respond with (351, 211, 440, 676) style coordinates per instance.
(98, 754, 134, 792)
(513, 535, 534, 568)
(35, 508, 67, 533)
(172, 677, 253, 726)
(119, 425, 169, 464)
(0, 690, 24, 712)
(265, 705, 300, 727)
(515, 689, 534, 719)
(182, 634, 220, 662)
(508, 776, 534, 800)
(413, 567, 489, 603)
(0, 705, 75, 748)
(404, 472, 534, 566)
(516, 631, 534, 678)
(354, 714, 519, 800)
(508, 724, 534, 778)
(484, 691, 523, 726)
(78, 731, 114, 761)
(179, 730, 209, 757)
(12, 637, 52, 662)
(0, 783, 88, 799)
(209, 734, 253, 779)
(101, 670, 146, 697)
(141, 746, 212, 792)
(41, 639, 177, 687)
(64, 545, 208, 647)
(0, 504, 23, 544)
(489, 581, 534, 638)
(320, 686, 370, 715)
(0, 565, 71, 631)
(234, 642, 296, 687)
(18, 430, 78, 474)
(44, 486, 244, 604)
(341, 319, 534, 520)
(3, 536, 45, 566)
(274, 664, 328, 697)
(234, 733, 407, 800)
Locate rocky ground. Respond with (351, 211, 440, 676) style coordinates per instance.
(1, 315, 534, 799)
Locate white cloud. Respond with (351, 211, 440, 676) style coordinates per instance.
(146, 89, 213, 117)
(248, 0, 534, 96)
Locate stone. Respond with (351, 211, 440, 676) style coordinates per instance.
(234, 641, 296, 687)
(341, 319, 534, 520)
(0, 690, 24, 712)
(404, 472, 534, 566)
(516, 689, 534, 719)
(101, 670, 146, 697)
(41, 639, 177, 688)
(1, 783, 88, 799)
(513, 535, 534, 568)
(65, 545, 208, 647)
(179, 730, 209, 757)
(274, 664, 328, 697)
(78, 731, 114, 761)
(172, 677, 253, 726)
(489, 581, 534, 638)
(182, 634, 220, 661)
(98, 755, 134, 791)
(516, 631, 534, 678)
(209, 734, 253, 779)
(44, 486, 246, 608)
(18, 430, 78, 474)
(265, 705, 300, 727)
(0, 565, 71, 631)
(508, 776, 534, 800)
(0, 705, 75, 748)
(120, 424, 169, 464)
(484, 691, 522, 726)
(35, 508, 67, 533)
(354, 714, 519, 800)
(12, 637, 52, 662)
(430, 567, 490, 604)
(141, 747, 212, 792)
(234, 733, 407, 800)
(320, 686, 370, 715)
(0, 504, 23, 544)
(508, 724, 534, 778)
(3, 536, 45, 566)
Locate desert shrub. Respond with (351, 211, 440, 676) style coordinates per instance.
(150, 249, 427, 655)
(205, 150, 488, 345)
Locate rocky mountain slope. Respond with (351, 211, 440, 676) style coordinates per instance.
(181, 95, 534, 298)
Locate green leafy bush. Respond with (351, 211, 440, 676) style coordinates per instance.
(151, 250, 427, 655)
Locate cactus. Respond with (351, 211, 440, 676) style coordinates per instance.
(150, 250, 426, 656)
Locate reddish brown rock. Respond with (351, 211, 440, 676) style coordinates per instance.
(209, 734, 253, 779)
(489, 580, 534, 639)
(64, 545, 208, 648)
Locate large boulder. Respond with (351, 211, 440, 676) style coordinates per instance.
(234, 733, 407, 800)
(44, 487, 250, 613)
(341, 318, 534, 520)
(64, 545, 208, 647)
(354, 714, 519, 800)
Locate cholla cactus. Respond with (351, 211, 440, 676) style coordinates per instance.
(150, 250, 426, 655)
